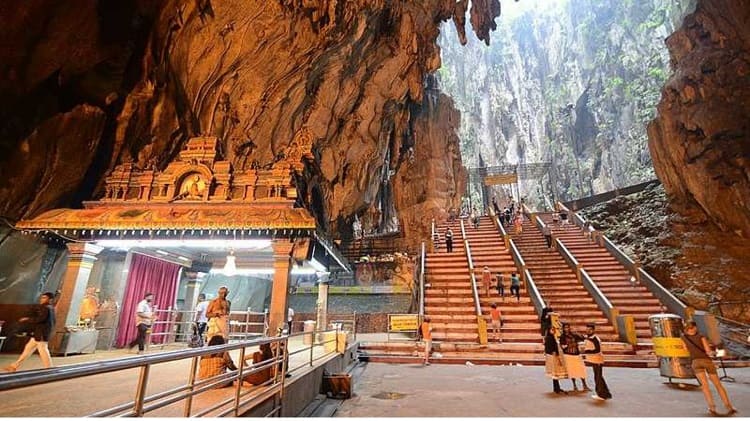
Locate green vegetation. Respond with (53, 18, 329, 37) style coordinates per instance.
(435, 0, 687, 201)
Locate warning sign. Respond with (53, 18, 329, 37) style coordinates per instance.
(388, 314, 419, 332)
(652, 337, 690, 358)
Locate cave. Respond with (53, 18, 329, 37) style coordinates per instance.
(0, 0, 749, 412)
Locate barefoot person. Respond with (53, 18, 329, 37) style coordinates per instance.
(489, 303, 503, 343)
(681, 320, 737, 416)
(421, 317, 433, 366)
(583, 323, 612, 401)
(4, 292, 56, 372)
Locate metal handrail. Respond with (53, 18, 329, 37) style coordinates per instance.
(431, 218, 437, 251)
(521, 203, 534, 218)
(601, 236, 636, 269)
(461, 220, 482, 316)
(509, 239, 526, 270)
(555, 238, 580, 275)
(580, 268, 615, 317)
(0, 327, 345, 417)
(228, 308, 267, 341)
(638, 268, 687, 319)
(490, 213, 509, 248)
(524, 269, 545, 316)
(534, 214, 547, 233)
(419, 241, 426, 317)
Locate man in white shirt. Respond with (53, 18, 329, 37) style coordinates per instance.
(287, 307, 295, 333)
(194, 293, 208, 339)
(128, 293, 154, 354)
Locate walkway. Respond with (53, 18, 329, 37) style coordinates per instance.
(0, 335, 343, 417)
(335, 362, 750, 417)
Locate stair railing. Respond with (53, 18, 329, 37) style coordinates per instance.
(521, 203, 534, 222)
(556, 201, 586, 229)
(637, 268, 688, 319)
(557, 201, 690, 320)
(557, 237, 635, 340)
(508, 239, 527, 283)
(431, 218, 437, 252)
(460, 220, 482, 317)
(555, 239, 582, 282)
(489, 212, 510, 248)
(419, 241, 426, 318)
(579, 268, 620, 336)
(524, 268, 545, 316)
(461, 220, 487, 344)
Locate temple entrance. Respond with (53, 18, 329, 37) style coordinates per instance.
(464, 162, 554, 213)
(12, 133, 350, 355)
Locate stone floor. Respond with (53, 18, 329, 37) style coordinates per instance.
(336, 362, 750, 418)
(1, 333, 748, 418)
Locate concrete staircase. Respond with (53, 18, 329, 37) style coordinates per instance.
(513, 218, 619, 341)
(359, 216, 658, 367)
(538, 213, 663, 342)
(463, 216, 540, 344)
(424, 221, 478, 342)
(357, 340, 655, 368)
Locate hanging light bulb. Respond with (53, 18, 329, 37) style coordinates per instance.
(223, 249, 237, 277)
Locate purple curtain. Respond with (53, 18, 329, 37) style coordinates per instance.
(115, 253, 181, 347)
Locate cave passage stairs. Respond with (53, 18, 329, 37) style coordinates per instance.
(359, 215, 652, 367)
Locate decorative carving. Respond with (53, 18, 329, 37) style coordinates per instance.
(17, 132, 319, 234)
(97, 135, 313, 204)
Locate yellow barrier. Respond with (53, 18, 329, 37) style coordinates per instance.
(477, 316, 488, 345)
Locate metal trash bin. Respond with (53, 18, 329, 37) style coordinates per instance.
(649, 314, 694, 379)
(303, 320, 316, 345)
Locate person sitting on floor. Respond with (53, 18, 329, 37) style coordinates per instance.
(241, 343, 276, 386)
(198, 335, 237, 387)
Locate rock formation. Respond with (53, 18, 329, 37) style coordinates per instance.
(438, 0, 695, 205)
(648, 0, 750, 238)
(0, 0, 498, 248)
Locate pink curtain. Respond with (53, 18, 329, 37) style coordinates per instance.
(115, 253, 181, 347)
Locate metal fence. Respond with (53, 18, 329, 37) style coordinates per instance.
(0, 325, 349, 417)
(146, 308, 268, 350)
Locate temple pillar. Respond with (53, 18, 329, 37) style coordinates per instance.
(268, 240, 294, 335)
(50, 243, 104, 350)
(183, 277, 203, 313)
(316, 279, 329, 341)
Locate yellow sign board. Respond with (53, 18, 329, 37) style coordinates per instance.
(477, 316, 488, 345)
(484, 174, 518, 185)
(389, 314, 419, 332)
(652, 337, 690, 358)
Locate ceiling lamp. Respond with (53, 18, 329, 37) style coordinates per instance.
(224, 249, 237, 277)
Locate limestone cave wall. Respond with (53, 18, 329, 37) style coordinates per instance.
(648, 0, 750, 238)
(0, 0, 498, 248)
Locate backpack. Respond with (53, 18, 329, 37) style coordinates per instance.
(188, 323, 204, 348)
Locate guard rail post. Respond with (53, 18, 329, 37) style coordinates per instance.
(133, 365, 151, 416)
(183, 356, 199, 417)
